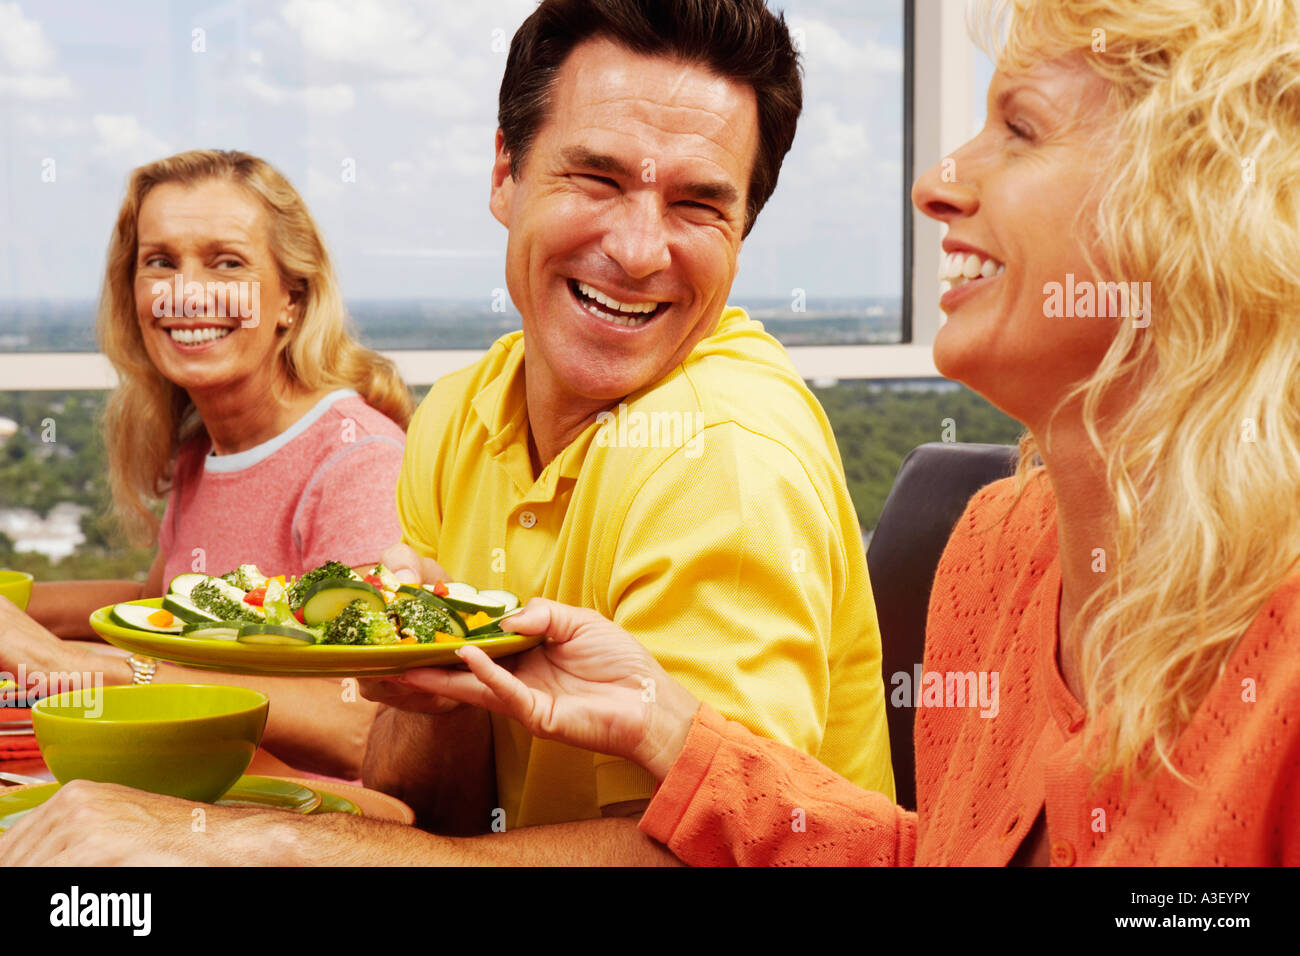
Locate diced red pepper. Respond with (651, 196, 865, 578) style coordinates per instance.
(293, 607, 306, 624)
(432, 581, 449, 597)
(364, 574, 385, 590)
(244, 587, 267, 607)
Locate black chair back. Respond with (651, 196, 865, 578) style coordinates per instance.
(866, 442, 1019, 811)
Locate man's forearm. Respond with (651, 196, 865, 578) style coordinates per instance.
(361, 705, 496, 835)
(277, 812, 683, 866)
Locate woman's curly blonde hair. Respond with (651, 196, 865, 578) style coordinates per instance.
(98, 149, 413, 546)
(971, 0, 1300, 782)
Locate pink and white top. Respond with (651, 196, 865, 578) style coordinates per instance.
(157, 389, 405, 586)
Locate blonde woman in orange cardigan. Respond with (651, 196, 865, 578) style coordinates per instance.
(394, 0, 1300, 865)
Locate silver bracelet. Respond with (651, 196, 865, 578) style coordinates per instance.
(128, 655, 158, 685)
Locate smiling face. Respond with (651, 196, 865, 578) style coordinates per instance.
(133, 178, 297, 398)
(912, 56, 1121, 428)
(490, 37, 758, 414)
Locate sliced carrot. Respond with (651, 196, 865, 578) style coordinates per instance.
(399, 636, 417, 644)
(433, 632, 463, 643)
(148, 608, 175, 628)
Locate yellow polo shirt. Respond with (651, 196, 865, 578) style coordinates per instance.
(397, 307, 894, 828)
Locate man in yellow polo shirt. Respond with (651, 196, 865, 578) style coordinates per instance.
(361, 0, 893, 862)
(382, 305, 893, 831)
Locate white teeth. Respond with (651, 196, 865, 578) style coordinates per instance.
(938, 250, 1006, 293)
(582, 301, 649, 327)
(168, 327, 232, 345)
(575, 280, 659, 316)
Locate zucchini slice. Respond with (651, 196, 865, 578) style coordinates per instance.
(181, 622, 242, 641)
(406, 591, 468, 637)
(438, 582, 507, 618)
(161, 593, 223, 624)
(236, 623, 317, 645)
(110, 603, 184, 634)
(167, 572, 211, 599)
(476, 589, 520, 613)
(300, 578, 386, 625)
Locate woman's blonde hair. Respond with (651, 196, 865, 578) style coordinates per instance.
(98, 149, 413, 545)
(970, 0, 1300, 781)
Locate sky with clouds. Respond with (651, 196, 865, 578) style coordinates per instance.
(0, 0, 905, 303)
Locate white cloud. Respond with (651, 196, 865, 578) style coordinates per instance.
(372, 74, 480, 117)
(802, 103, 872, 175)
(0, 73, 71, 98)
(0, 2, 72, 100)
(280, 0, 456, 75)
(15, 110, 82, 137)
(0, 2, 55, 72)
(90, 114, 173, 168)
(414, 125, 497, 180)
(792, 17, 904, 75)
(243, 74, 356, 113)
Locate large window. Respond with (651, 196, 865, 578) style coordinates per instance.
(0, 0, 906, 353)
(1, 0, 991, 579)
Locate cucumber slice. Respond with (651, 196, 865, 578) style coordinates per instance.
(167, 573, 211, 599)
(439, 582, 507, 618)
(475, 590, 520, 613)
(405, 591, 467, 637)
(161, 593, 223, 624)
(110, 603, 184, 634)
(237, 623, 317, 645)
(180, 623, 241, 641)
(300, 578, 385, 625)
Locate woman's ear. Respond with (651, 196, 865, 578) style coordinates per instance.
(279, 287, 303, 328)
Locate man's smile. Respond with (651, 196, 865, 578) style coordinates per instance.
(567, 278, 669, 328)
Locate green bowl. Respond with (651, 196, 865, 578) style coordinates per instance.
(32, 684, 269, 802)
(0, 570, 33, 612)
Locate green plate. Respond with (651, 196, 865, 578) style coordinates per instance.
(0, 783, 58, 833)
(215, 775, 321, 814)
(310, 790, 362, 816)
(89, 599, 544, 677)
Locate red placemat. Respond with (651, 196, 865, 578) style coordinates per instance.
(0, 708, 37, 760)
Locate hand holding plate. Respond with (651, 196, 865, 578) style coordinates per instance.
(395, 597, 700, 781)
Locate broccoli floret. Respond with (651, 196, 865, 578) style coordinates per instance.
(323, 599, 398, 645)
(288, 561, 357, 607)
(390, 598, 460, 644)
(221, 564, 267, 591)
(190, 580, 262, 623)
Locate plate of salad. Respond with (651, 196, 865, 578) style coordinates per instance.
(88, 561, 542, 677)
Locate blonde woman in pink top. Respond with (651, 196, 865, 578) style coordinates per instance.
(2, 150, 412, 778)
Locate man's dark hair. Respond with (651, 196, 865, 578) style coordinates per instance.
(498, 0, 803, 237)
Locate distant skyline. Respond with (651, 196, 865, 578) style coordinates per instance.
(0, 0, 905, 304)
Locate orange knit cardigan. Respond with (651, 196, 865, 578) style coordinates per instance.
(638, 476, 1300, 865)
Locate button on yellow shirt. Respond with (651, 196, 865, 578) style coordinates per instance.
(397, 307, 894, 828)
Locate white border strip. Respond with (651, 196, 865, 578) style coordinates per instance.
(0, 345, 939, 391)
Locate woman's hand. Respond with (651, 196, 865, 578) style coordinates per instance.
(387, 598, 701, 781)
(0, 597, 113, 682)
